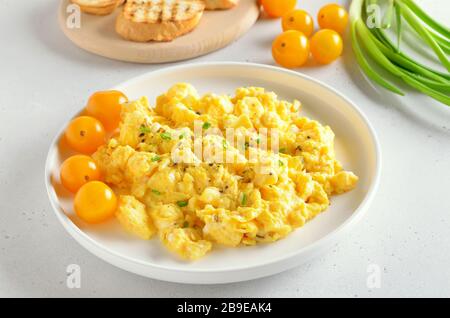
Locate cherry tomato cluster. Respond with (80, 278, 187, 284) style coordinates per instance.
(260, 1, 349, 68)
(60, 90, 128, 224)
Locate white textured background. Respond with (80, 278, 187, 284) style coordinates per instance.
(0, 0, 449, 297)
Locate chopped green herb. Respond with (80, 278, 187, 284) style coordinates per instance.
(179, 133, 185, 140)
(222, 139, 228, 150)
(279, 147, 287, 154)
(182, 221, 189, 228)
(177, 201, 188, 208)
(151, 155, 161, 162)
(256, 137, 261, 145)
(160, 132, 171, 141)
(202, 122, 211, 130)
(279, 160, 284, 167)
(152, 189, 161, 195)
(139, 126, 151, 134)
(241, 193, 247, 206)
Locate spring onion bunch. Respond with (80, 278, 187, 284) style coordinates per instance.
(350, 0, 450, 106)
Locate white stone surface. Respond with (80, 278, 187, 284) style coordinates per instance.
(0, 0, 449, 297)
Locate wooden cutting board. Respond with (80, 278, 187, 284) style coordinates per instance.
(58, 0, 260, 63)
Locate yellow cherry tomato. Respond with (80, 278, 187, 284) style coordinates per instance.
(60, 155, 101, 193)
(86, 90, 128, 131)
(65, 116, 106, 154)
(74, 181, 117, 224)
(262, 0, 297, 18)
(272, 30, 310, 68)
(282, 9, 314, 37)
(310, 29, 343, 64)
(318, 3, 349, 34)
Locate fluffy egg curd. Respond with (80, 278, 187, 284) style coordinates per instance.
(92, 83, 358, 261)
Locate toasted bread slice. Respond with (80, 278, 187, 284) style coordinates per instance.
(71, 0, 125, 16)
(115, 0, 205, 42)
(203, 0, 239, 10)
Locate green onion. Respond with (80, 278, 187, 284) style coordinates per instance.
(402, 70, 450, 94)
(350, 19, 404, 95)
(151, 155, 161, 162)
(152, 189, 161, 195)
(241, 193, 247, 206)
(399, 69, 450, 105)
(401, 0, 450, 39)
(139, 126, 151, 134)
(431, 33, 450, 55)
(382, 0, 394, 29)
(373, 27, 450, 81)
(177, 201, 188, 208)
(394, 1, 402, 51)
(350, 0, 450, 106)
(396, 0, 450, 72)
(202, 122, 211, 130)
(373, 32, 449, 83)
(160, 132, 171, 140)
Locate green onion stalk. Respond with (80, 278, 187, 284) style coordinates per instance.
(350, 0, 450, 106)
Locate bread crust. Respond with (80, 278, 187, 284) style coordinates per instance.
(203, 0, 239, 10)
(71, 0, 125, 16)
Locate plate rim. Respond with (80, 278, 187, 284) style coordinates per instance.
(45, 62, 382, 280)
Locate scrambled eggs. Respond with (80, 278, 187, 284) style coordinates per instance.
(92, 83, 358, 261)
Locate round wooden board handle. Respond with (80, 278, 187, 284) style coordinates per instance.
(58, 0, 260, 64)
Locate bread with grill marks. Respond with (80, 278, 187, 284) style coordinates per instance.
(115, 0, 205, 42)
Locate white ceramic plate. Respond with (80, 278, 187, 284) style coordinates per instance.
(45, 62, 381, 284)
